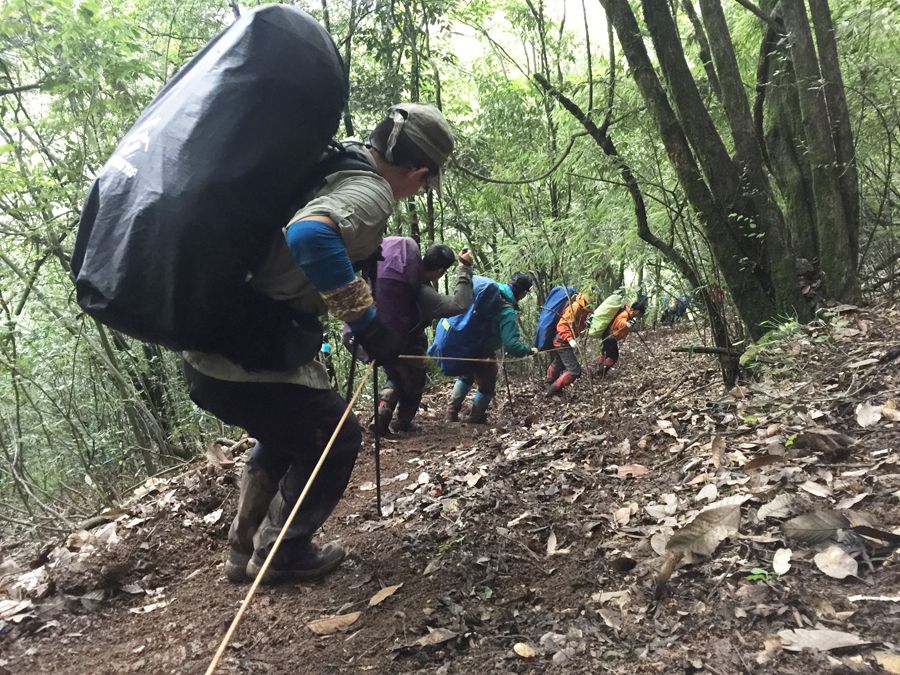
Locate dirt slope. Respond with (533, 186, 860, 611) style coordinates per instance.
(2, 308, 899, 674)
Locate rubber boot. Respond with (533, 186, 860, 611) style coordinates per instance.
(545, 371, 576, 397)
(247, 540, 346, 585)
(446, 379, 471, 421)
(375, 401, 393, 435)
(466, 392, 493, 424)
(225, 462, 279, 582)
(546, 363, 561, 384)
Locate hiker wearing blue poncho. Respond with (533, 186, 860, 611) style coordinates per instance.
(440, 272, 536, 424)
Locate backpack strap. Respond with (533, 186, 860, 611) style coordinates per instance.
(290, 141, 380, 213)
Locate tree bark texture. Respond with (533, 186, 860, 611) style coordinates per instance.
(780, 0, 859, 301)
(697, 0, 808, 320)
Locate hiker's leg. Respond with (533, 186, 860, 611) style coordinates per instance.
(547, 346, 581, 395)
(250, 387, 361, 582)
(394, 363, 427, 431)
(546, 352, 563, 383)
(183, 363, 292, 581)
(559, 346, 582, 379)
(468, 361, 498, 423)
(447, 372, 473, 421)
(378, 364, 403, 433)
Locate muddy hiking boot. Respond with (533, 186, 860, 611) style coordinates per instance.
(466, 393, 492, 424)
(445, 399, 463, 422)
(246, 540, 346, 585)
(225, 463, 280, 583)
(375, 402, 393, 435)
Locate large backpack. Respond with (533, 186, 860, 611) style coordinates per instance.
(534, 285, 577, 350)
(428, 276, 502, 376)
(70, 5, 358, 371)
(588, 292, 625, 337)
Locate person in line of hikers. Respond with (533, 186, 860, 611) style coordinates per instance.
(661, 295, 689, 326)
(589, 294, 647, 373)
(436, 272, 536, 424)
(545, 289, 592, 396)
(370, 237, 475, 434)
(183, 104, 454, 584)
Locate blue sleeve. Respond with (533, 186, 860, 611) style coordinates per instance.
(285, 220, 355, 292)
(285, 219, 375, 330)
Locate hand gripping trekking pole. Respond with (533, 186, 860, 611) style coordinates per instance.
(206, 363, 374, 675)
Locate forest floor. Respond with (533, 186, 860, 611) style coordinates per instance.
(2, 305, 900, 674)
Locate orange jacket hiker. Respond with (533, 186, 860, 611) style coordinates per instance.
(608, 306, 638, 342)
(553, 292, 591, 346)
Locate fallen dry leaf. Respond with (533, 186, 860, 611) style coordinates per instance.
(617, 464, 649, 478)
(545, 531, 571, 556)
(695, 483, 718, 502)
(814, 545, 858, 579)
(0, 599, 33, 620)
(836, 493, 870, 510)
(307, 611, 361, 635)
(778, 628, 867, 652)
(709, 435, 725, 467)
(369, 583, 402, 607)
(613, 506, 632, 526)
(513, 642, 536, 658)
(416, 627, 457, 647)
(758, 494, 794, 521)
(799, 481, 833, 499)
(204, 444, 234, 469)
(855, 401, 882, 427)
(773, 548, 792, 575)
(742, 454, 786, 473)
(783, 510, 850, 544)
(202, 508, 223, 525)
(128, 599, 170, 614)
(666, 505, 741, 557)
(873, 652, 900, 674)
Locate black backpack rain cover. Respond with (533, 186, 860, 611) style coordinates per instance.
(71, 5, 348, 370)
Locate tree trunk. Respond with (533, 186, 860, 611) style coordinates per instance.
(600, 0, 776, 338)
(697, 0, 808, 320)
(808, 0, 859, 263)
(780, 0, 859, 301)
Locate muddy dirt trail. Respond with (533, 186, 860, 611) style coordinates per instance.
(2, 311, 900, 674)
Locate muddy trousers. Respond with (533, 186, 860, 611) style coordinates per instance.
(183, 363, 361, 564)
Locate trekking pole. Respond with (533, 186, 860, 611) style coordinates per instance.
(206, 363, 374, 675)
(345, 342, 359, 402)
(372, 364, 383, 518)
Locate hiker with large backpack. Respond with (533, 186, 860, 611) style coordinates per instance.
(430, 273, 536, 424)
(369, 236, 475, 434)
(71, 7, 453, 585)
(588, 293, 647, 373)
(543, 289, 592, 396)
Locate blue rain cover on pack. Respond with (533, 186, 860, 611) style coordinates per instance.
(428, 276, 502, 376)
(534, 285, 577, 350)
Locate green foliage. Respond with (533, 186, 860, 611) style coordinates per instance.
(0, 0, 896, 533)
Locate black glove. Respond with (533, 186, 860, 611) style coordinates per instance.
(353, 316, 403, 365)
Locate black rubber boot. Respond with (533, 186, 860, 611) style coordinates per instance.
(246, 541, 346, 584)
(225, 462, 279, 582)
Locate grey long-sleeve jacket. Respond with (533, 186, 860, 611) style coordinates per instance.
(415, 265, 473, 327)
